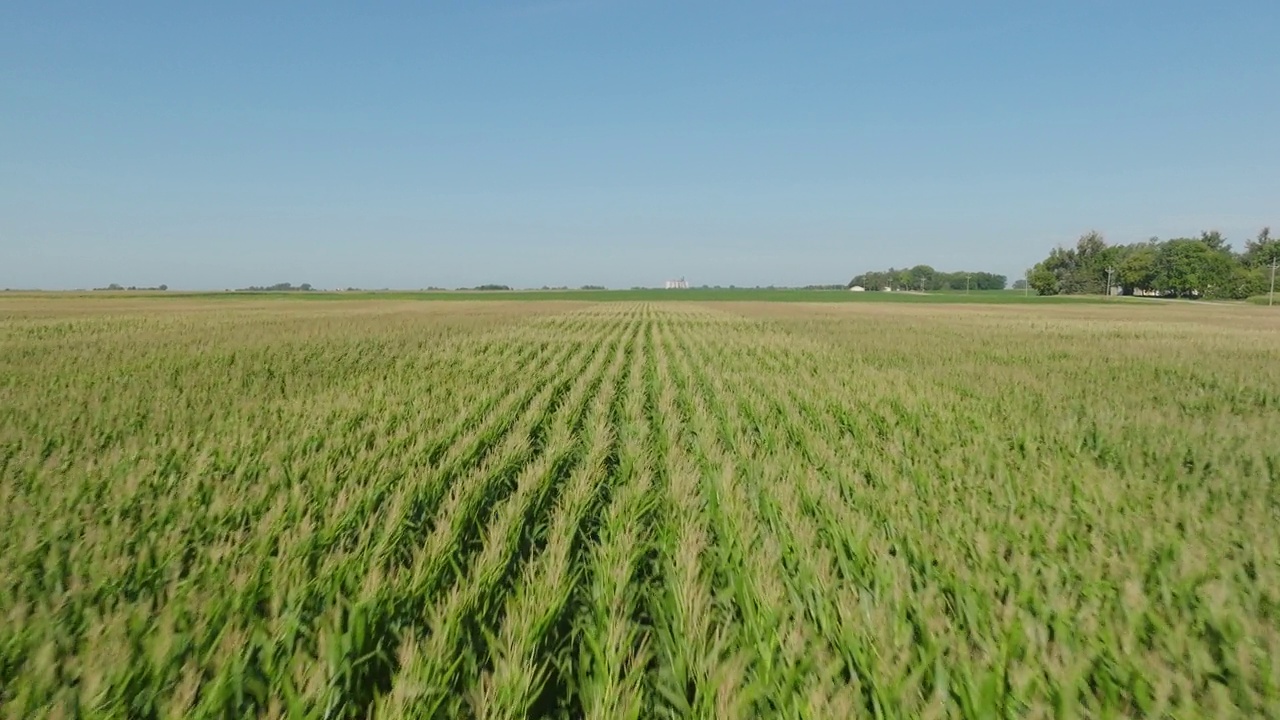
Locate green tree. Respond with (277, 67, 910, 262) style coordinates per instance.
(908, 265, 935, 291)
(1199, 230, 1229, 252)
(1076, 230, 1107, 258)
(1117, 243, 1158, 295)
(1032, 232, 1113, 296)
(969, 272, 1007, 290)
(1029, 268, 1060, 295)
(1223, 264, 1269, 299)
(1155, 239, 1234, 298)
(1242, 227, 1279, 268)
(1071, 231, 1115, 295)
(1033, 245, 1079, 293)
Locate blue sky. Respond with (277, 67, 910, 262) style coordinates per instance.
(3, 1, 1277, 290)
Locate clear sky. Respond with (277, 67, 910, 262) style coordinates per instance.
(3, 1, 1277, 290)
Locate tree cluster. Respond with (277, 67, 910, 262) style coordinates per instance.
(847, 266, 1007, 291)
(1029, 229, 1278, 299)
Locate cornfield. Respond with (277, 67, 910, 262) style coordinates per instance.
(2, 297, 1278, 718)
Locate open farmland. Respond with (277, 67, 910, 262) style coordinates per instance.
(2, 297, 1279, 718)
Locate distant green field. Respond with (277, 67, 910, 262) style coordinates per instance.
(7, 288, 1119, 304)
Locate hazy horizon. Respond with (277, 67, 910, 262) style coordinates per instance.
(4, 2, 1277, 290)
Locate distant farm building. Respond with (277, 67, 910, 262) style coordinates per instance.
(665, 278, 689, 289)
(849, 285, 866, 292)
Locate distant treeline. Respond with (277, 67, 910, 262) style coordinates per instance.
(847, 268, 1008, 291)
(1030, 228, 1278, 299)
(236, 283, 314, 292)
(94, 283, 167, 291)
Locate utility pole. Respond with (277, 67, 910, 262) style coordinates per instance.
(1105, 266, 1115, 299)
(1024, 269, 1030, 297)
(965, 274, 970, 295)
(1270, 258, 1277, 307)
